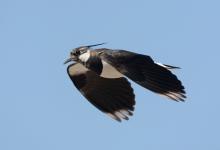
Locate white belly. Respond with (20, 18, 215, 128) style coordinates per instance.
(100, 60, 123, 78)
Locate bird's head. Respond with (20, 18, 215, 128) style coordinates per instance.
(64, 42, 106, 64)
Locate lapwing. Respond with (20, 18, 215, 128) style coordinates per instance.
(64, 43, 186, 122)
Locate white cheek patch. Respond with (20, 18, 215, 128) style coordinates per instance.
(79, 51, 90, 63)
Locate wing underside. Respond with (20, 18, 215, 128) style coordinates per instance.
(67, 63, 135, 121)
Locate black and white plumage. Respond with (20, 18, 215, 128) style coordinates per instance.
(64, 43, 186, 122)
(67, 63, 135, 121)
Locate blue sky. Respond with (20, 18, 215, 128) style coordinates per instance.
(1, 0, 220, 149)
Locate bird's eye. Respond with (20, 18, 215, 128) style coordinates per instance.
(75, 50, 81, 55)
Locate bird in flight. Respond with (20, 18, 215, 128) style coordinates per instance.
(64, 43, 186, 122)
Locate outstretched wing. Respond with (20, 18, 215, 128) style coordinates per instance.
(67, 63, 135, 122)
(98, 49, 186, 101)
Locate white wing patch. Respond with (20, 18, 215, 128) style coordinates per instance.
(100, 60, 123, 78)
(68, 63, 88, 76)
(159, 91, 185, 101)
(155, 62, 169, 69)
(106, 109, 132, 122)
(155, 62, 180, 70)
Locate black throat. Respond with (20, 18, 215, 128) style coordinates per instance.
(85, 52, 103, 75)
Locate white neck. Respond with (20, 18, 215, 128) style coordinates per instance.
(78, 50, 90, 63)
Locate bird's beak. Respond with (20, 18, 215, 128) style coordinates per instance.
(64, 56, 77, 64)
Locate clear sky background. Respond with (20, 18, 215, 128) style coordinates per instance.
(1, 0, 220, 150)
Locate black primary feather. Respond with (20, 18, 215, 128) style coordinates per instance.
(97, 49, 186, 101)
(67, 63, 135, 122)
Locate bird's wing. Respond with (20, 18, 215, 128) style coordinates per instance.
(98, 49, 186, 101)
(67, 63, 135, 122)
